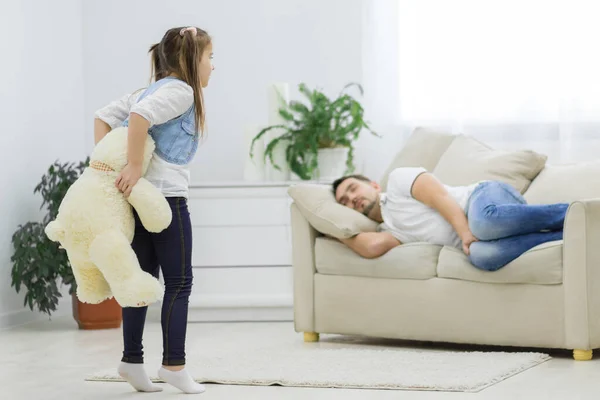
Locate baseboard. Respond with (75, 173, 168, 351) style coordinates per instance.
(0, 295, 73, 330)
(147, 294, 293, 322)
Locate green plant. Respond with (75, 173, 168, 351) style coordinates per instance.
(250, 82, 379, 180)
(11, 158, 89, 316)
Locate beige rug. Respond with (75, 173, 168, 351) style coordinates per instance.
(86, 335, 550, 393)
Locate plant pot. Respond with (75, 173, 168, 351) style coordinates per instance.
(316, 147, 349, 181)
(72, 293, 122, 330)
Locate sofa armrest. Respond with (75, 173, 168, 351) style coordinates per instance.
(563, 199, 600, 350)
(290, 202, 320, 333)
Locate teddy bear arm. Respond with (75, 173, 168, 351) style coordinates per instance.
(127, 178, 173, 233)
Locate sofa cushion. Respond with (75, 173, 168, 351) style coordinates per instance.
(380, 127, 457, 191)
(524, 161, 600, 204)
(432, 135, 547, 193)
(288, 184, 378, 239)
(315, 237, 440, 280)
(437, 241, 563, 285)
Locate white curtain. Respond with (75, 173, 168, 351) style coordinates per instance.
(361, 0, 600, 180)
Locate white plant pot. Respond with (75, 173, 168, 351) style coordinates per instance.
(316, 147, 349, 181)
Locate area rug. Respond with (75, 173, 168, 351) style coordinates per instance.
(86, 339, 550, 393)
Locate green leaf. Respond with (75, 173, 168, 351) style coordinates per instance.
(9, 157, 85, 316)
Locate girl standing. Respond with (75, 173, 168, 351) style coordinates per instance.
(94, 26, 214, 394)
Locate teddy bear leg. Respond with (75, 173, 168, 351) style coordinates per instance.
(71, 260, 113, 304)
(89, 229, 163, 308)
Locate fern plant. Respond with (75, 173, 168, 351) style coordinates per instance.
(250, 82, 379, 180)
(11, 158, 88, 316)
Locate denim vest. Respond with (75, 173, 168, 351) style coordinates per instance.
(122, 77, 198, 165)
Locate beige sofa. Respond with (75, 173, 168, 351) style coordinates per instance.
(288, 127, 600, 361)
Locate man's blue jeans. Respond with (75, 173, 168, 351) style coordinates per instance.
(465, 181, 569, 271)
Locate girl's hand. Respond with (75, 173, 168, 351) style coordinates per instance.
(115, 163, 142, 198)
(461, 231, 479, 255)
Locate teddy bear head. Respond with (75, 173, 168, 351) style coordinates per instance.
(91, 127, 155, 174)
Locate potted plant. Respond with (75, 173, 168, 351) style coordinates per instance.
(250, 82, 379, 180)
(10, 159, 122, 329)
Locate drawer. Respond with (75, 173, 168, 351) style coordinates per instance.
(190, 266, 293, 303)
(192, 226, 291, 267)
(189, 197, 291, 227)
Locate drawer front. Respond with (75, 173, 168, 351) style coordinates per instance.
(192, 226, 291, 267)
(189, 197, 291, 227)
(190, 266, 293, 305)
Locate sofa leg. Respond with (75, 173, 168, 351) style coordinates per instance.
(304, 332, 319, 342)
(573, 349, 593, 361)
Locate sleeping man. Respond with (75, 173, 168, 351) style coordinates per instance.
(332, 167, 568, 271)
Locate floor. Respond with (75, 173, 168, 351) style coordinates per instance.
(1, 317, 600, 399)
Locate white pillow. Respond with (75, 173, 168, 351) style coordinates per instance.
(432, 135, 547, 193)
(287, 184, 379, 239)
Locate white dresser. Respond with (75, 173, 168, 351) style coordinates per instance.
(185, 181, 297, 322)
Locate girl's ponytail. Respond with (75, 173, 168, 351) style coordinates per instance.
(149, 27, 211, 135)
(179, 29, 206, 134)
(148, 42, 164, 82)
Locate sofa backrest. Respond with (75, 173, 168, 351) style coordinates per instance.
(380, 127, 457, 191)
(381, 127, 547, 194)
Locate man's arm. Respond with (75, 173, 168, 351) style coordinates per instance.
(410, 172, 476, 252)
(340, 232, 401, 259)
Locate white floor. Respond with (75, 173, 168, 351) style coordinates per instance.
(1, 316, 600, 399)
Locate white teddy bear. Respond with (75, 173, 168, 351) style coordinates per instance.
(45, 127, 171, 307)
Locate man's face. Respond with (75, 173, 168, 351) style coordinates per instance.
(335, 177, 381, 217)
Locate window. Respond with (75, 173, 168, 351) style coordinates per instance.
(395, 0, 600, 162)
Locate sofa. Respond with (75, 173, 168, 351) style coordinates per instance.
(287, 127, 600, 361)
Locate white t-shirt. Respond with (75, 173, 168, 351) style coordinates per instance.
(378, 167, 481, 249)
(94, 80, 194, 198)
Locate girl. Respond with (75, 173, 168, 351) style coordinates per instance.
(94, 26, 214, 394)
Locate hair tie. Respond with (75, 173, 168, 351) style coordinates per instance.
(180, 27, 197, 37)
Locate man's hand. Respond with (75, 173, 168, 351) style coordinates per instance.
(461, 230, 478, 255)
(115, 163, 142, 198)
(411, 173, 474, 252)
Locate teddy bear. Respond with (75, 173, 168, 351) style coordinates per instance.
(45, 126, 171, 308)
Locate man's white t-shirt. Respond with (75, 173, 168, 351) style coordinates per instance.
(378, 167, 481, 249)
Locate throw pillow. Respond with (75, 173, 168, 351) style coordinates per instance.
(288, 184, 379, 239)
(432, 135, 547, 193)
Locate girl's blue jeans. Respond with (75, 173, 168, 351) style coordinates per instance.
(121, 197, 193, 366)
(465, 181, 569, 271)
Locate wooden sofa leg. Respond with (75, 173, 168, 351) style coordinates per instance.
(304, 332, 320, 342)
(573, 349, 593, 361)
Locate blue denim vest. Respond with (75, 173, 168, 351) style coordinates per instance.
(122, 77, 198, 165)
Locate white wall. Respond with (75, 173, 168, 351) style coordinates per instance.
(0, 0, 368, 328)
(0, 0, 86, 328)
(82, 0, 365, 182)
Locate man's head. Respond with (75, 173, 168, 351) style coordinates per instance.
(332, 174, 382, 218)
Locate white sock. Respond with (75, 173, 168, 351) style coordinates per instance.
(158, 367, 205, 394)
(118, 362, 163, 392)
